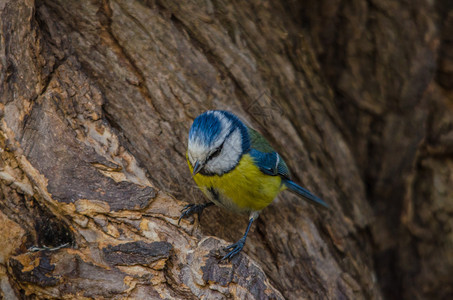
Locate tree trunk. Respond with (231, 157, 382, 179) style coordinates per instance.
(0, 0, 451, 299)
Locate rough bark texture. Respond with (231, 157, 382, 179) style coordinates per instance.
(0, 0, 451, 299)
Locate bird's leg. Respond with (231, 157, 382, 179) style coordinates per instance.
(222, 212, 258, 261)
(178, 202, 214, 225)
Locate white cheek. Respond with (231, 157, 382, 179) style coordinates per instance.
(206, 129, 242, 174)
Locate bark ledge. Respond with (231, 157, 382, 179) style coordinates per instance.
(0, 0, 452, 299)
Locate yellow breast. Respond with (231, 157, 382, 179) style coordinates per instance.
(188, 154, 285, 212)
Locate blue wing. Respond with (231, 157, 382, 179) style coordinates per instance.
(247, 127, 328, 208)
(247, 127, 291, 179)
(249, 148, 290, 179)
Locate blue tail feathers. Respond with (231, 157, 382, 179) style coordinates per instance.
(283, 180, 328, 208)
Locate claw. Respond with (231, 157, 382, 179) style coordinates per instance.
(178, 204, 195, 225)
(178, 203, 213, 225)
(221, 238, 246, 261)
(220, 216, 256, 261)
(181, 204, 192, 212)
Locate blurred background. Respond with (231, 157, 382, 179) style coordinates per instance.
(0, 0, 452, 299)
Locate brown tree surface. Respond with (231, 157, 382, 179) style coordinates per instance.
(0, 0, 452, 299)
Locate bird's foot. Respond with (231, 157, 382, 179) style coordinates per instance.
(178, 203, 211, 225)
(221, 237, 246, 261)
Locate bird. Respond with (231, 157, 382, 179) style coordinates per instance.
(179, 110, 328, 260)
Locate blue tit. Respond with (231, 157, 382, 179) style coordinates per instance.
(179, 110, 328, 260)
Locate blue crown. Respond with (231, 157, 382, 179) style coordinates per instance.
(189, 111, 250, 152)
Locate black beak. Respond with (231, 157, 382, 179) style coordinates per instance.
(192, 160, 203, 175)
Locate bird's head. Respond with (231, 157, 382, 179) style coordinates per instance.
(187, 110, 250, 176)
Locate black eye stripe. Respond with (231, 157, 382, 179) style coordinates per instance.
(207, 143, 224, 161)
(206, 126, 236, 162)
(212, 146, 222, 157)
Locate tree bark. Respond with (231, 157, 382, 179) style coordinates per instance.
(0, 0, 451, 299)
